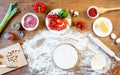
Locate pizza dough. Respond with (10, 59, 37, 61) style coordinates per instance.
(53, 44, 78, 69)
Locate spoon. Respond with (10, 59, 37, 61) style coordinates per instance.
(98, 7, 120, 14)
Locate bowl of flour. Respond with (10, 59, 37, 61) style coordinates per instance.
(91, 53, 111, 73)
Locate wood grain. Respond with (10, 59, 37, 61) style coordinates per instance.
(0, 43, 27, 75)
(0, 0, 120, 75)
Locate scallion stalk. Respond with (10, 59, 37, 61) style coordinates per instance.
(0, 3, 18, 33)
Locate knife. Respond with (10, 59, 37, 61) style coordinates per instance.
(88, 34, 120, 62)
(0, 65, 17, 68)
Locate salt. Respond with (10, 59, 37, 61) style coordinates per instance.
(22, 27, 114, 75)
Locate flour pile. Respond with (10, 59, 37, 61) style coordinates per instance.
(22, 28, 112, 75)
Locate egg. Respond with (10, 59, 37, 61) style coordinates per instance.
(116, 38, 120, 44)
(111, 33, 117, 40)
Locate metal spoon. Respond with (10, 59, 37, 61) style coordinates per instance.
(0, 65, 17, 68)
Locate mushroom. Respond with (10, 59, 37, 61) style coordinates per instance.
(69, 9, 74, 14)
(73, 11, 79, 17)
(69, 10, 79, 17)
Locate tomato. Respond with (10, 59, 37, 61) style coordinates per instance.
(77, 24, 81, 28)
(57, 27, 61, 31)
(41, 8, 45, 12)
(57, 19, 63, 25)
(47, 14, 68, 31)
(73, 21, 78, 26)
(73, 20, 86, 30)
(61, 25, 66, 29)
(34, 2, 45, 13)
(50, 27, 54, 30)
(62, 19, 67, 25)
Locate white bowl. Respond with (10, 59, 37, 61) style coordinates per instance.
(91, 53, 111, 73)
(87, 6, 99, 19)
(45, 8, 72, 34)
(21, 13, 39, 31)
(53, 43, 78, 69)
(93, 17, 113, 37)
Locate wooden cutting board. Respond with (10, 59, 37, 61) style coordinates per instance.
(0, 43, 27, 74)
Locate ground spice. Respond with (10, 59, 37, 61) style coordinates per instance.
(0, 61, 2, 65)
(0, 54, 3, 58)
(88, 8, 97, 17)
(4, 32, 16, 40)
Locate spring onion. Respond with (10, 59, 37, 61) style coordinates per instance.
(0, 3, 19, 33)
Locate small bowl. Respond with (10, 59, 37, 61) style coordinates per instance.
(21, 13, 39, 31)
(91, 54, 111, 73)
(87, 6, 99, 19)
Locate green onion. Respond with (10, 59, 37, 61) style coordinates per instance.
(0, 3, 19, 33)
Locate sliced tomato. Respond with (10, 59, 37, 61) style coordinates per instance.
(47, 14, 67, 31)
(57, 19, 63, 25)
(62, 19, 68, 25)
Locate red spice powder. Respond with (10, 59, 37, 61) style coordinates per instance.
(88, 8, 97, 17)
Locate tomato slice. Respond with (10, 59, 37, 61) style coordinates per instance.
(48, 14, 68, 31)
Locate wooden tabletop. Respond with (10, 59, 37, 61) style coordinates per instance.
(0, 0, 120, 75)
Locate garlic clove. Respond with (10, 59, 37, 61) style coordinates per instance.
(111, 33, 117, 40)
(116, 38, 120, 44)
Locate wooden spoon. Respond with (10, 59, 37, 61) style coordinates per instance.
(98, 7, 120, 14)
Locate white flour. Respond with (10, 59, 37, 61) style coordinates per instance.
(22, 27, 112, 75)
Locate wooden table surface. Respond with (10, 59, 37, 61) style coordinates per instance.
(0, 0, 120, 75)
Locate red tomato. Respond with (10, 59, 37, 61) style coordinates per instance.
(73, 21, 78, 26)
(62, 19, 67, 25)
(57, 19, 63, 25)
(77, 24, 81, 28)
(47, 14, 68, 31)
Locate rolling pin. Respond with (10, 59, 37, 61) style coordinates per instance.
(88, 34, 120, 62)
